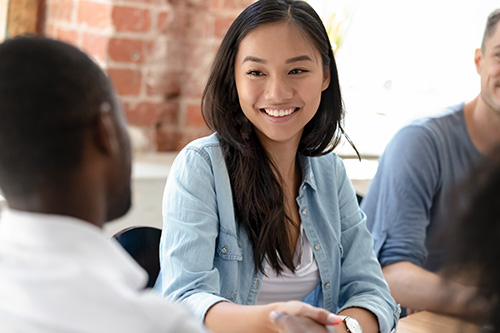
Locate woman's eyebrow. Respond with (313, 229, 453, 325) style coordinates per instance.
(241, 55, 313, 64)
(285, 55, 312, 64)
(242, 56, 266, 64)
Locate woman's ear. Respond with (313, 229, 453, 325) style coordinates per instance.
(322, 69, 331, 92)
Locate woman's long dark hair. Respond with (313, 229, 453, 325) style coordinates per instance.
(202, 0, 352, 275)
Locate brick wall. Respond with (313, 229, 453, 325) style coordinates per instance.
(44, 0, 255, 151)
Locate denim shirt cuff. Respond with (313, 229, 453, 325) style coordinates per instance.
(181, 292, 231, 323)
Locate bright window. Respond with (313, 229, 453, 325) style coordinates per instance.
(309, 0, 499, 158)
(0, 0, 8, 42)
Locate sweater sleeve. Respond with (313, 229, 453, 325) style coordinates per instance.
(361, 124, 441, 267)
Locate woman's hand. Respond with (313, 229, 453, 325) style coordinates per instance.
(270, 301, 342, 329)
(204, 300, 342, 333)
(270, 311, 337, 333)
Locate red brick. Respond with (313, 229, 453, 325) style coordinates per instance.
(191, 12, 212, 39)
(210, 0, 226, 10)
(108, 38, 153, 64)
(168, 10, 189, 38)
(55, 28, 78, 45)
(181, 0, 210, 9)
(146, 71, 182, 98)
(165, 10, 210, 39)
(214, 16, 234, 38)
(123, 101, 158, 127)
(47, 0, 73, 22)
(223, 0, 255, 9)
(182, 77, 204, 99)
(211, 0, 254, 10)
(186, 103, 205, 128)
(157, 11, 170, 34)
(165, 39, 186, 71)
(107, 68, 142, 96)
(44, 23, 57, 38)
(155, 125, 210, 151)
(182, 42, 215, 98)
(158, 101, 179, 124)
(156, 126, 181, 151)
(82, 32, 109, 62)
(112, 6, 151, 33)
(78, 1, 112, 29)
(175, 129, 210, 150)
(122, 0, 162, 3)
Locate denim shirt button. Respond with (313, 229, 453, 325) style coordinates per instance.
(221, 245, 228, 254)
(301, 185, 306, 191)
(254, 279, 260, 289)
(324, 282, 331, 289)
(314, 244, 321, 251)
(301, 209, 308, 215)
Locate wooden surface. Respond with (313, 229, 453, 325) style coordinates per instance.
(397, 311, 480, 333)
(7, 0, 38, 36)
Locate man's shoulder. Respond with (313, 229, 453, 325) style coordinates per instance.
(406, 103, 465, 136)
(386, 103, 467, 155)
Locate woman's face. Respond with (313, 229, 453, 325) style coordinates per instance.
(234, 22, 330, 149)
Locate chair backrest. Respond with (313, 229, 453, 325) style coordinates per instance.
(113, 226, 162, 289)
(356, 193, 363, 205)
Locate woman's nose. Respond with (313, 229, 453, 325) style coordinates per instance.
(264, 76, 293, 102)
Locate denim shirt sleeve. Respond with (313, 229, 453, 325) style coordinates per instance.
(333, 157, 400, 332)
(156, 145, 229, 321)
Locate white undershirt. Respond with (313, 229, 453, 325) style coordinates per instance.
(256, 228, 320, 305)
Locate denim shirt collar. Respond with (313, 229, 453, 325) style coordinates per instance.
(299, 154, 317, 192)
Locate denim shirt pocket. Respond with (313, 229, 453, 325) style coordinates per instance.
(216, 230, 243, 260)
(215, 230, 243, 302)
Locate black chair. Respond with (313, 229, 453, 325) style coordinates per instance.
(356, 193, 363, 205)
(113, 226, 162, 289)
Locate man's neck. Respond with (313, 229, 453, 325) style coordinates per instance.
(464, 95, 500, 156)
(5, 191, 105, 229)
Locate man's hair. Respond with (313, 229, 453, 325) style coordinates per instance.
(481, 8, 500, 52)
(0, 36, 114, 197)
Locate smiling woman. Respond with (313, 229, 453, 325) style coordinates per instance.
(155, 1, 398, 333)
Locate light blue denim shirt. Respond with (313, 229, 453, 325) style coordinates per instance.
(155, 133, 399, 332)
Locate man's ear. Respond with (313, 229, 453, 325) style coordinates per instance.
(94, 108, 119, 156)
(474, 48, 483, 74)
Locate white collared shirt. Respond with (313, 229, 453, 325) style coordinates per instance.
(0, 208, 206, 333)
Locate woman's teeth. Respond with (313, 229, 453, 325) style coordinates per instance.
(263, 108, 295, 117)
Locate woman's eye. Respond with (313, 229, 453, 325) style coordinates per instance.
(289, 68, 308, 75)
(247, 70, 264, 76)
